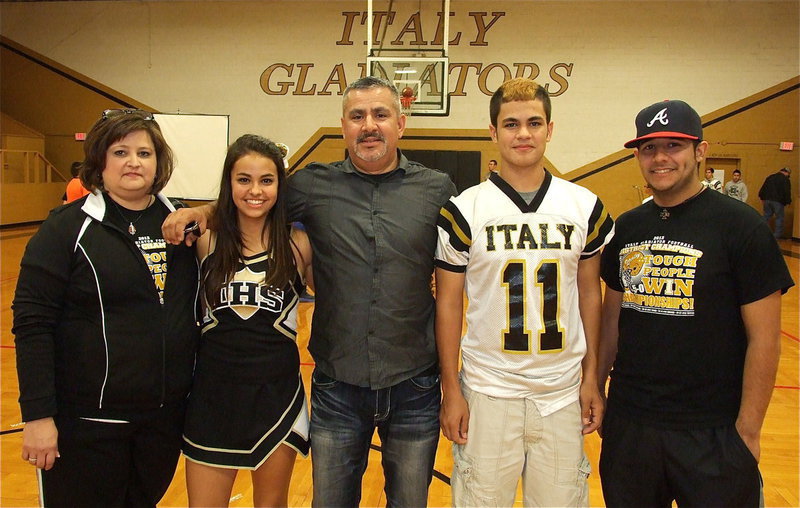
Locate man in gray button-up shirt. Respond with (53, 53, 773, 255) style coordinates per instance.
(287, 154, 453, 389)
(288, 77, 456, 507)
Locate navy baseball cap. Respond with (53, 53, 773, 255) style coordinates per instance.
(625, 100, 703, 148)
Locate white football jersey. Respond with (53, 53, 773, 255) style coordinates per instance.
(436, 171, 614, 415)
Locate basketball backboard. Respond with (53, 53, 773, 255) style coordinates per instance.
(367, 56, 449, 116)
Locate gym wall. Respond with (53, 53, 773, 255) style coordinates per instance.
(1, 1, 797, 229)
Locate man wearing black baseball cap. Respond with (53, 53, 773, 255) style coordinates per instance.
(623, 99, 704, 149)
(597, 100, 794, 506)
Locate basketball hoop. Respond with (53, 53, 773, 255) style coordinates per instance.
(366, 1, 450, 116)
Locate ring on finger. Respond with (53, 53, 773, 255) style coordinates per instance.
(28, 457, 37, 463)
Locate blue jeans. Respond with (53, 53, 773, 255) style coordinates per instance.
(309, 367, 440, 508)
(762, 200, 785, 238)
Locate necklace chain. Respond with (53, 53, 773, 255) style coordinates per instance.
(658, 187, 706, 220)
(110, 195, 153, 235)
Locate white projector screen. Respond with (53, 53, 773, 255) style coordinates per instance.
(155, 113, 229, 200)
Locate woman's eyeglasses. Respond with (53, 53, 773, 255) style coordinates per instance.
(101, 109, 155, 121)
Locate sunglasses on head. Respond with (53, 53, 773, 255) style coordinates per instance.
(101, 109, 155, 121)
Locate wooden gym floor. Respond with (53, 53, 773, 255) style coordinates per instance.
(1, 224, 798, 507)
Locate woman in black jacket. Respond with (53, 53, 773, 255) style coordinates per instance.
(12, 109, 200, 507)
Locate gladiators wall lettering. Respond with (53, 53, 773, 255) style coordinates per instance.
(259, 11, 573, 98)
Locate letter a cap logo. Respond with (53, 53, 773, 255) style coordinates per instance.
(624, 99, 703, 148)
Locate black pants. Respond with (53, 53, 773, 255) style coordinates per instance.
(40, 402, 185, 508)
(599, 410, 761, 508)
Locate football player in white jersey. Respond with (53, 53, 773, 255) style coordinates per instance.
(435, 78, 614, 507)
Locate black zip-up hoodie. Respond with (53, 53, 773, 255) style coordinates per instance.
(13, 192, 200, 422)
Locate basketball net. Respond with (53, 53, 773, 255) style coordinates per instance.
(400, 93, 417, 115)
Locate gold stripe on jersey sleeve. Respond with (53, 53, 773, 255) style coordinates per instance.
(585, 207, 612, 248)
(440, 207, 472, 248)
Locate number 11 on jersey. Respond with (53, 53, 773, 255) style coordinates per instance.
(501, 259, 564, 354)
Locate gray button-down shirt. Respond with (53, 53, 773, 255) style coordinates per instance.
(287, 152, 457, 388)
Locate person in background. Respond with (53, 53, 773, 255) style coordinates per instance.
(641, 183, 654, 203)
(484, 158, 499, 181)
(598, 99, 793, 507)
(758, 167, 792, 238)
(724, 169, 749, 202)
(62, 161, 90, 204)
(13, 108, 200, 507)
(182, 135, 312, 507)
(701, 167, 723, 192)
